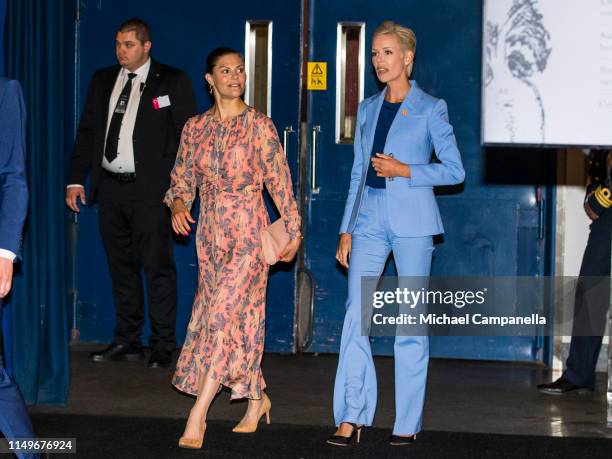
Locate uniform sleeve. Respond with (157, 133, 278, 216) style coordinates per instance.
(67, 71, 100, 186)
(585, 150, 612, 216)
(260, 117, 301, 239)
(164, 117, 197, 210)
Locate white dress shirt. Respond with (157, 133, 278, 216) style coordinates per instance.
(102, 58, 151, 173)
(68, 58, 151, 188)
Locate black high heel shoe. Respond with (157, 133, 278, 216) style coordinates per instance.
(326, 423, 363, 446)
(389, 434, 416, 445)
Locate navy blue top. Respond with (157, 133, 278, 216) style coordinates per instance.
(365, 100, 402, 188)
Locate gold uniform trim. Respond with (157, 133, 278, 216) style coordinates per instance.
(594, 186, 612, 208)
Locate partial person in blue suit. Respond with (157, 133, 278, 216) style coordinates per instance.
(0, 77, 38, 459)
(327, 21, 464, 447)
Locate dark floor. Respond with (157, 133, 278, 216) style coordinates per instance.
(24, 413, 612, 459)
(28, 344, 612, 441)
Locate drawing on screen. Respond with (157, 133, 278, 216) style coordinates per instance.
(485, 0, 552, 143)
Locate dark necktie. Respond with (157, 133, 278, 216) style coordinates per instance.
(104, 72, 137, 163)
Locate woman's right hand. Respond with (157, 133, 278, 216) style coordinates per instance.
(336, 233, 352, 268)
(170, 199, 195, 236)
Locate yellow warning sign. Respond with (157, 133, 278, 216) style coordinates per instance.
(307, 62, 327, 90)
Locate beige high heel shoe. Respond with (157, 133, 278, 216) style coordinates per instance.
(232, 393, 271, 433)
(178, 419, 207, 449)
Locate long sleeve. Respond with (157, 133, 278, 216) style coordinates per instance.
(260, 117, 301, 239)
(0, 79, 29, 258)
(168, 71, 197, 144)
(585, 150, 612, 216)
(164, 117, 197, 210)
(339, 102, 365, 233)
(408, 98, 465, 187)
(68, 70, 100, 186)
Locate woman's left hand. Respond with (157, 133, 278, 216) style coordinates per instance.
(279, 235, 302, 263)
(371, 153, 410, 178)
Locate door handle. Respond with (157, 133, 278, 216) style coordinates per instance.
(536, 185, 545, 240)
(283, 125, 295, 158)
(311, 125, 321, 193)
(296, 268, 315, 351)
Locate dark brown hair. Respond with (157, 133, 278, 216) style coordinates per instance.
(117, 18, 151, 44)
(205, 47, 243, 74)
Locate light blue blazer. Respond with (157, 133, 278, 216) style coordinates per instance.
(339, 81, 465, 237)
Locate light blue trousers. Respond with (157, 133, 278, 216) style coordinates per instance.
(333, 187, 433, 435)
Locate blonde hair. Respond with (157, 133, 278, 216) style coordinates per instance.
(373, 21, 417, 77)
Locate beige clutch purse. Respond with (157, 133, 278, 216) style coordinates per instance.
(261, 219, 291, 265)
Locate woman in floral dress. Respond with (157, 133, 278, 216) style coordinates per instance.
(165, 47, 301, 448)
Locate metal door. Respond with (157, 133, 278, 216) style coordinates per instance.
(297, 0, 552, 362)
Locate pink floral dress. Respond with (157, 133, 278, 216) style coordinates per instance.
(164, 107, 300, 399)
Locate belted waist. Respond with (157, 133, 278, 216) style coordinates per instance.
(200, 180, 262, 197)
(103, 169, 136, 183)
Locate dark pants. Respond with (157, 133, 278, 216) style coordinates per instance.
(0, 302, 38, 459)
(564, 210, 612, 389)
(98, 174, 177, 353)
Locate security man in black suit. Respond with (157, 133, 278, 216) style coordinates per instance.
(538, 149, 612, 394)
(65, 19, 196, 369)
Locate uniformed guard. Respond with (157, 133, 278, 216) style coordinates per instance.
(538, 149, 611, 394)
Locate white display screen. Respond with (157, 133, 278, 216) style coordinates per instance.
(482, 0, 612, 147)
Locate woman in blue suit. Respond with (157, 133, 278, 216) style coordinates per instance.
(327, 21, 465, 446)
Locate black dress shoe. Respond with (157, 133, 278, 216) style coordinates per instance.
(90, 343, 144, 362)
(148, 350, 172, 369)
(389, 434, 416, 446)
(537, 376, 593, 395)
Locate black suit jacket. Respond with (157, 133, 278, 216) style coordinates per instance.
(68, 59, 197, 204)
